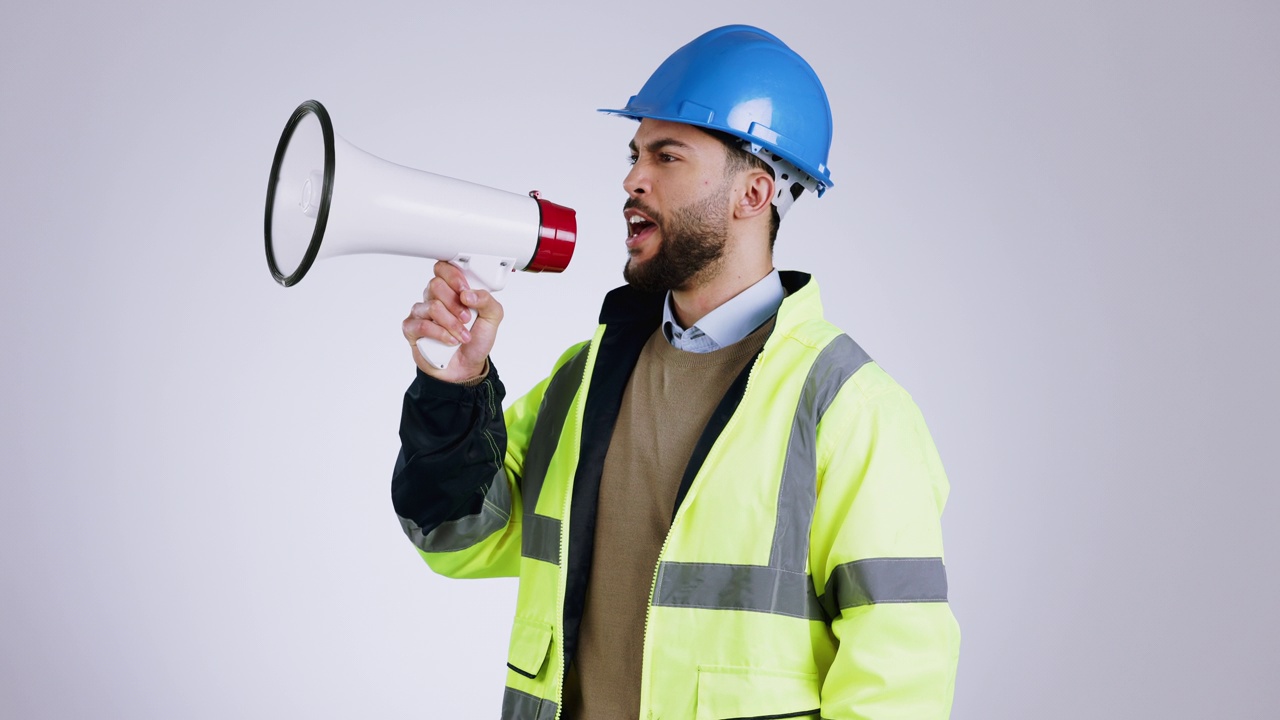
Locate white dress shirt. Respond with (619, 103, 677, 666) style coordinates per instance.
(661, 270, 785, 353)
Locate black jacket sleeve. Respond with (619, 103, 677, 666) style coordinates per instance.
(390, 362, 508, 535)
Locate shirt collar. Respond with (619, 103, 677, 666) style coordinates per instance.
(662, 270, 785, 352)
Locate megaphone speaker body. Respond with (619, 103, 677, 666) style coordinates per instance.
(265, 100, 576, 368)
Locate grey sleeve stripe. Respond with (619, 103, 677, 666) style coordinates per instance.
(501, 686, 558, 720)
(401, 468, 512, 553)
(520, 513, 561, 565)
(820, 557, 949, 617)
(653, 561, 826, 621)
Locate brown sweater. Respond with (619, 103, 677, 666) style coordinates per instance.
(562, 320, 773, 720)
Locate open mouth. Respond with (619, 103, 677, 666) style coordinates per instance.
(626, 209, 658, 242)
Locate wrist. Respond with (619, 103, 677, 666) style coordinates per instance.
(457, 358, 490, 387)
(417, 356, 489, 386)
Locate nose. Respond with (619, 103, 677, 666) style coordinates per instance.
(623, 162, 648, 196)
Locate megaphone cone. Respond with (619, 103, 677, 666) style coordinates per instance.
(264, 100, 576, 369)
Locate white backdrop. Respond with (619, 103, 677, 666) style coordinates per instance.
(2, 1, 1277, 718)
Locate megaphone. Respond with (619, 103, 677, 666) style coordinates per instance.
(264, 100, 577, 369)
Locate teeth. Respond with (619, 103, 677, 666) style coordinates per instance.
(629, 215, 645, 225)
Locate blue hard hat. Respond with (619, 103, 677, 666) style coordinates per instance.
(599, 25, 834, 196)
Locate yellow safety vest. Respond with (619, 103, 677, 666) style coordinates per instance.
(409, 273, 960, 719)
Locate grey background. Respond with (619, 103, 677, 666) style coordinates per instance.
(2, 1, 1277, 718)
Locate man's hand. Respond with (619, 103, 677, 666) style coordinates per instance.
(403, 260, 504, 382)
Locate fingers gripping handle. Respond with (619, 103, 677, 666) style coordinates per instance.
(416, 254, 514, 371)
(416, 328, 471, 371)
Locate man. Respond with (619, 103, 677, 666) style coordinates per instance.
(392, 25, 960, 720)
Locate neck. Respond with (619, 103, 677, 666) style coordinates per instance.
(670, 253, 773, 328)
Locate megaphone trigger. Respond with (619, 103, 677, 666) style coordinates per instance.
(414, 254, 515, 370)
(449, 253, 517, 293)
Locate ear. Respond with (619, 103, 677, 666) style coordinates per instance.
(734, 169, 775, 221)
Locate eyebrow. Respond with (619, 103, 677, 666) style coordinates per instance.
(629, 137, 694, 154)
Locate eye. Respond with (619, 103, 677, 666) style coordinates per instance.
(658, 153, 677, 163)
(627, 154, 638, 166)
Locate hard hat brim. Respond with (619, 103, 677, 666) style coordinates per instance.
(598, 107, 832, 194)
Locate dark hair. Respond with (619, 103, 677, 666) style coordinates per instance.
(704, 129, 782, 250)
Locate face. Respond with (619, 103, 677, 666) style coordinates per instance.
(621, 119, 735, 293)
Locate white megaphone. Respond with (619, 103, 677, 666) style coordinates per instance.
(264, 99, 577, 370)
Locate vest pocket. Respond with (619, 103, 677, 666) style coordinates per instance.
(506, 617, 554, 680)
(695, 666, 821, 720)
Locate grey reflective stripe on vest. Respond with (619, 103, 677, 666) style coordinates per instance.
(501, 686, 558, 720)
(517, 345, 587, 567)
(820, 557, 949, 618)
(653, 334, 871, 620)
(771, 334, 871, 573)
(400, 467, 511, 553)
(655, 562, 826, 620)
(521, 345, 589, 515)
(521, 513, 561, 565)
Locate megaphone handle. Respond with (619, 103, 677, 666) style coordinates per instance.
(416, 321, 474, 372)
(415, 256, 510, 371)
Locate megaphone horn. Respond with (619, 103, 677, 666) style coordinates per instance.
(264, 99, 577, 369)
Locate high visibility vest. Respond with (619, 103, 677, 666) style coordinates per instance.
(410, 272, 959, 720)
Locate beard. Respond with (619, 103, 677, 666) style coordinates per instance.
(623, 188, 730, 293)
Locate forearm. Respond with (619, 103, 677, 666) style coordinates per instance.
(391, 361, 508, 536)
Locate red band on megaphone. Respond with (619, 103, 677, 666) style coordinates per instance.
(528, 196, 577, 273)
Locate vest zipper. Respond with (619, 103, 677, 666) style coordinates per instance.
(552, 338, 599, 720)
(550, 476, 570, 717)
(640, 523, 673, 719)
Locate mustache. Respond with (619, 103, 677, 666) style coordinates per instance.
(623, 197, 663, 226)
